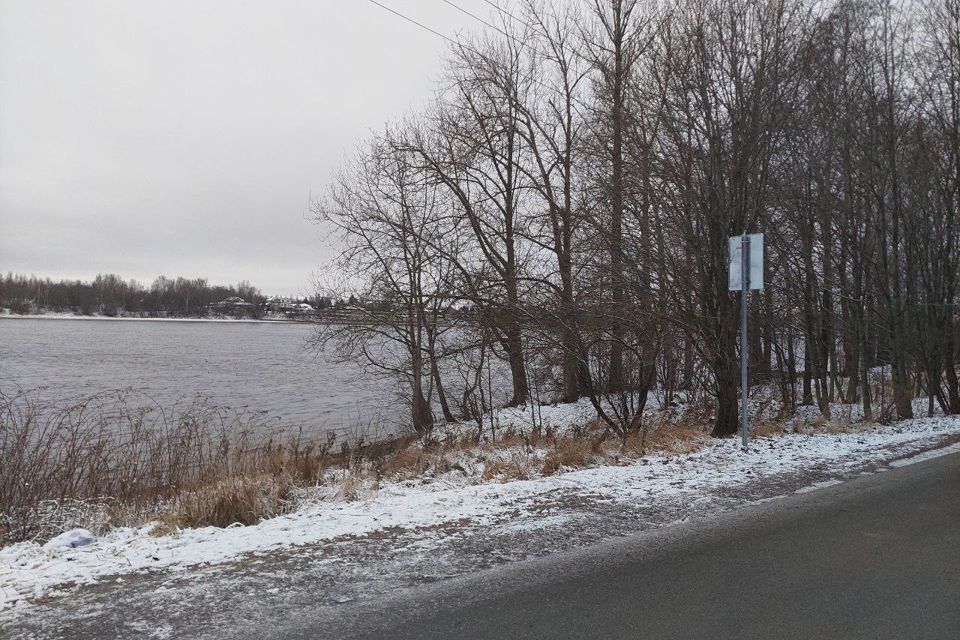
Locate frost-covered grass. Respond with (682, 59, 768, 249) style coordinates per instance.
(3, 403, 960, 619)
(0, 383, 942, 549)
(0, 389, 346, 546)
(5, 381, 960, 620)
(0, 390, 702, 549)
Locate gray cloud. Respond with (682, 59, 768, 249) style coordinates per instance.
(0, 0, 504, 295)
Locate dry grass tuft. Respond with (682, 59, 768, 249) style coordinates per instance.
(491, 427, 528, 449)
(482, 450, 538, 482)
(809, 418, 857, 434)
(380, 446, 429, 480)
(148, 513, 182, 538)
(541, 438, 594, 476)
(748, 420, 789, 438)
(164, 475, 297, 529)
(625, 423, 709, 457)
(332, 471, 370, 501)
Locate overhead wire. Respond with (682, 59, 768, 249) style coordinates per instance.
(439, 0, 525, 46)
(366, 0, 531, 56)
(479, 0, 527, 26)
(365, 0, 462, 48)
(365, 0, 554, 98)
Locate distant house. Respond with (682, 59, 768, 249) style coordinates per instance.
(208, 296, 255, 316)
(265, 297, 316, 318)
(265, 297, 294, 313)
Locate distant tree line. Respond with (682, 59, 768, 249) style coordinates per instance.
(315, 0, 960, 437)
(0, 273, 267, 318)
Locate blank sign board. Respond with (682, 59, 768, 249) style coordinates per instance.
(728, 233, 764, 290)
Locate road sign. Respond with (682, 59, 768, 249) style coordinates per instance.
(728, 233, 764, 291)
(730, 232, 763, 448)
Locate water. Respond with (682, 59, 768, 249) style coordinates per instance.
(0, 318, 401, 435)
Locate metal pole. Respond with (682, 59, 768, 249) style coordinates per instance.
(741, 233, 750, 448)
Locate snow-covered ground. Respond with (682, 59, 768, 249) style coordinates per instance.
(3, 412, 960, 624)
(435, 397, 601, 440)
(438, 385, 946, 442)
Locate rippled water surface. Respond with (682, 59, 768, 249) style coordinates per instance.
(0, 318, 400, 434)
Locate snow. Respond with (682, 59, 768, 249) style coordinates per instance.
(887, 441, 960, 468)
(437, 398, 598, 439)
(2, 413, 959, 620)
(436, 385, 924, 441)
(43, 529, 95, 549)
(794, 478, 844, 494)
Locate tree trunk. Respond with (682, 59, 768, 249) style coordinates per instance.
(504, 324, 529, 407)
(606, 0, 627, 395)
(431, 352, 455, 423)
(945, 324, 960, 414)
(712, 357, 740, 437)
(682, 333, 695, 391)
(559, 265, 581, 402)
(892, 359, 914, 420)
(411, 349, 434, 434)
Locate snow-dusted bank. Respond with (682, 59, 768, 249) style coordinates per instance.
(3, 413, 960, 621)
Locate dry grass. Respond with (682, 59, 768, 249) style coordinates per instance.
(0, 389, 365, 545)
(2, 387, 821, 548)
(166, 475, 297, 529)
(748, 420, 789, 438)
(379, 446, 430, 480)
(481, 451, 538, 482)
(540, 438, 594, 476)
(621, 421, 709, 458)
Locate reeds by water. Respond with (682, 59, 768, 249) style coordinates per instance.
(0, 389, 351, 545)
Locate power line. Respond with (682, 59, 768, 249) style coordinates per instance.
(441, 0, 533, 52)
(366, 0, 462, 48)
(366, 0, 549, 93)
(479, 0, 526, 26)
(367, 0, 528, 58)
(440, 0, 518, 43)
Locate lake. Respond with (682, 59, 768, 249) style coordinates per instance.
(0, 317, 403, 436)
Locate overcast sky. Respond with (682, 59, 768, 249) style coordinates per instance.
(0, 0, 510, 296)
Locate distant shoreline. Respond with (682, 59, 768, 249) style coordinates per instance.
(0, 313, 299, 324)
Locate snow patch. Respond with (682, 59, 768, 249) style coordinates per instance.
(43, 529, 95, 549)
(887, 441, 960, 468)
(794, 479, 844, 494)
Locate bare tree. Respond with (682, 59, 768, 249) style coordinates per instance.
(402, 33, 536, 407)
(312, 131, 462, 433)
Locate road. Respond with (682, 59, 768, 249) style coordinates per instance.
(271, 450, 960, 640)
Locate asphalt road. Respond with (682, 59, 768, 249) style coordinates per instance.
(274, 450, 960, 640)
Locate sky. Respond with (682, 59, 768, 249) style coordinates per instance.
(0, 0, 512, 296)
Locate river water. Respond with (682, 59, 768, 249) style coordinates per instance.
(0, 317, 402, 435)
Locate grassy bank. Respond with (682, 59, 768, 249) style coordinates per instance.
(1, 387, 868, 548)
(0, 390, 347, 545)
